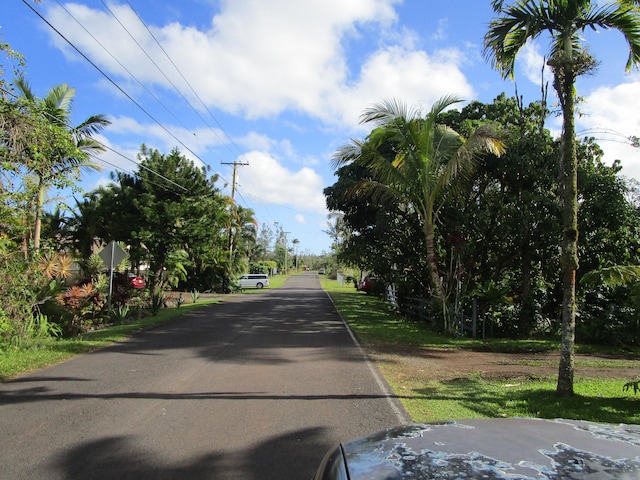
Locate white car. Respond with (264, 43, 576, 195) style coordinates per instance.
(238, 274, 270, 289)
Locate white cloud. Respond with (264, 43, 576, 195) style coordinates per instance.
(45, 1, 400, 121)
(329, 46, 475, 130)
(91, 133, 141, 173)
(44, 1, 474, 131)
(84, 173, 116, 194)
(103, 115, 231, 165)
(432, 18, 449, 41)
(236, 151, 327, 214)
(236, 132, 278, 152)
(518, 42, 552, 87)
(512, 43, 640, 180)
(579, 77, 640, 180)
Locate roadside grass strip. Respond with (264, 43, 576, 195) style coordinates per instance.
(322, 278, 640, 425)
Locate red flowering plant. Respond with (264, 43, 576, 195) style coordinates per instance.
(56, 283, 103, 335)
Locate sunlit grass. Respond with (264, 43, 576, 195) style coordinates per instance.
(388, 374, 640, 424)
(323, 279, 560, 352)
(322, 278, 640, 424)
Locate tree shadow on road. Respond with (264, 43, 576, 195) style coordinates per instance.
(103, 288, 367, 366)
(53, 426, 332, 480)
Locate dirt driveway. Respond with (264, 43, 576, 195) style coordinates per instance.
(366, 345, 640, 383)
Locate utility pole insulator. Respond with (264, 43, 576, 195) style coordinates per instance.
(222, 160, 249, 201)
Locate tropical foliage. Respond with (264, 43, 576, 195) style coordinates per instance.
(484, 0, 640, 396)
(11, 75, 110, 254)
(3, 1, 640, 395)
(0, 42, 282, 347)
(326, 92, 640, 364)
(331, 96, 505, 334)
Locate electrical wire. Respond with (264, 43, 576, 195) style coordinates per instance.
(21, 0, 222, 180)
(54, 0, 210, 157)
(107, 0, 241, 160)
(577, 128, 640, 148)
(97, 142, 189, 192)
(20, 1, 293, 236)
(124, 0, 244, 158)
(3, 83, 199, 196)
(87, 151, 190, 195)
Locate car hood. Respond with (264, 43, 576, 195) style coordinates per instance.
(339, 418, 640, 479)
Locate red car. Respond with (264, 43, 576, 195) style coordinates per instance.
(358, 276, 378, 294)
(128, 274, 146, 289)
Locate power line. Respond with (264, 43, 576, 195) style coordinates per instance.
(4, 81, 195, 195)
(577, 128, 640, 148)
(88, 151, 190, 196)
(221, 160, 249, 202)
(124, 0, 244, 158)
(109, 0, 241, 158)
(119, 2, 262, 211)
(54, 0, 210, 156)
(22, 0, 222, 180)
(22, 1, 267, 219)
(97, 143, 189, 192)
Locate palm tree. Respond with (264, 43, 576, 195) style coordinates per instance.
(332, 95, 504, 334)
(68, 195, 108, 259)
(324, 211, 347, 253)
(484, 0, 640, 397)
(291, 238, 300, 271)
(13, 76, 110, 253)
(231, 204, 259, 272)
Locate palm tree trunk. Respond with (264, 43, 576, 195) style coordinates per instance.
(425, 221, 449, 333)
(555, 59, 579, 398)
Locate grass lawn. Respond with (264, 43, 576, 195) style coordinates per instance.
(390, 374, 640, 425)
(322, 278, 640, 425)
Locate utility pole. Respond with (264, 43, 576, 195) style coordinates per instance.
(222, 160, 249, 202)
(222, 160, 248, 284)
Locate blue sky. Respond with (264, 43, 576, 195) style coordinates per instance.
(4, 0, 640, 254)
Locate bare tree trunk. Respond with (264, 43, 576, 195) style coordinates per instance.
(558, 265, 576, 396)
(519, 222, 533, 336)
(33, 181, 45, 253)
(148, 263, 165, 298)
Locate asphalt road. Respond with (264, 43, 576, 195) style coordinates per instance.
(0, 273, 408, 480)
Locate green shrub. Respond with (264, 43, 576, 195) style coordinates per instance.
(111, 305, 131, 324)
(191, 289, 200, 303)
(149, 291, 167, 315)
(0, 239, 58, 344)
